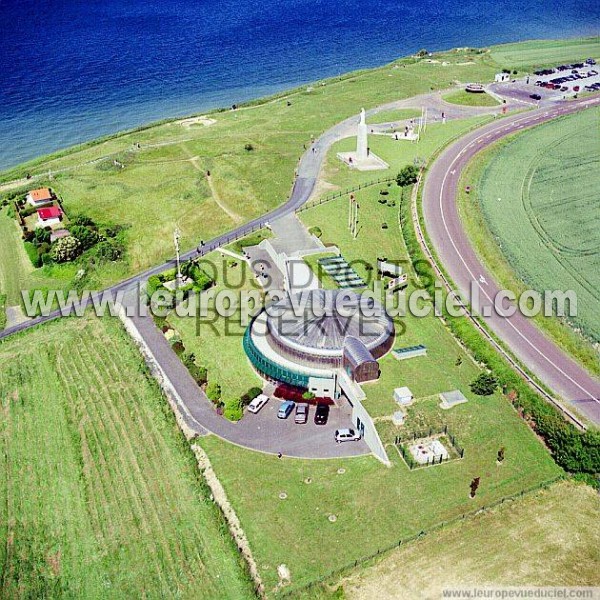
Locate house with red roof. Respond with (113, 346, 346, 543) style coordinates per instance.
(37, 205, 63, 228)
(27, 188, 55, 207)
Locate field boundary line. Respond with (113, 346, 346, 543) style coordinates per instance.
(192, 444, 265, 598)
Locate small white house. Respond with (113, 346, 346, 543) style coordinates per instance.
(393, 386, 414, 406)
(495, 72, 510, 83)
(27, 188, 54, 207)
(36, 205, 63, 228)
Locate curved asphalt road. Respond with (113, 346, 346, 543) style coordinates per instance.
(422, 95, 600, 426)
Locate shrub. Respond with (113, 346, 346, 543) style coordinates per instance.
(244, 143, 254, 152)
(33, 228, 51, 245)
(73, 215, 96, 228)
(24, 242, 41, 268)
(51, 236, 82, 263)
(302, 391, 316, 401)
(396, 165, 419, 187)
(223, 397, 243, 421)
(206, 381, 222, 403)
(470, 373, 498, 396)
(70, 225, 100, 250)
(240, 386, 263, 406)
(92, 240, 123, 261)
(308, 226, 322, 238)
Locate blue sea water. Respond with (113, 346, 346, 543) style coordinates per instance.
(0, 0, 597, 171)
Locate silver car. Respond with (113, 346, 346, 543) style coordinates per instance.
(294, 403, 309, 424)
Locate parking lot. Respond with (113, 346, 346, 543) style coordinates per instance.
(236, 397, 370, 459)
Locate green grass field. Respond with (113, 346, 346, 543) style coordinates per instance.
(334, 480, 600, 599)
(191, 180, 561, 595)
(473, 107, 600, 349)
(442, 89, 500, 106)
(491, 37, 600, 70)
(0, 316, 253, 599)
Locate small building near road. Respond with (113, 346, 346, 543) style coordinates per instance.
(37, 205, 63, 228)
(495, 72, 510, 83)
(27, 188, 54, 207)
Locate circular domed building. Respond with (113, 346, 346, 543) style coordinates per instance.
(244, 289, 395, 398)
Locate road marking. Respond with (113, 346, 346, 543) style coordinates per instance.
(433, 106, 600, 406)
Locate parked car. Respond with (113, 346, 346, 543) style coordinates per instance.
(335, 428, 361, 443)
(529, 93, 541, 101)
(314, 403, 330, 425)
(295, 403, 309, 424)
(277, 400, 295, 419)
(247, 394, 269, 414)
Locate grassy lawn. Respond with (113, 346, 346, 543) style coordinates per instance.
(460, 107, 600, 372)
(491, 37, 600, 70)
(199, 411, 559, 597)
(0, 316, 253, 599)
(442, 89, 500, 107)
(337, 480, 600, 599)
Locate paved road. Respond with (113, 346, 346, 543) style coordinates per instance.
(422, 95, 600, 426)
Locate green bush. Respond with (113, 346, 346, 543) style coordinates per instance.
(240, 386, 263, 406)
(308, 226, 322, 238)
(24, 241, 42, 268)
(396, 164, 419, 187)
(470, 373, 498, 396)
(70, 225, 100, 250)
(206, 381, 222, 403)
(223, 397, 243, 421)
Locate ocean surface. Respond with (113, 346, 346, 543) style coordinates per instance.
(0, 0, 597, 171)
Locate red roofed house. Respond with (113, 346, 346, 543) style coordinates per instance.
(37, 205, 63, 228)
(27, 188, 54, 207)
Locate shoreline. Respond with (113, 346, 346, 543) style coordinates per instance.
(2, 34, 597, 180)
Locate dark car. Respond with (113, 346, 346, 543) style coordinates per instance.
(314, 403, 330, 425)
(529, 93, 541, 101)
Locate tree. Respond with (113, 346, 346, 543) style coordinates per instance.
(70, 225, 100, 250)
(396, 165, 419, 187)
(73, 214, 96, 228)
(470, 372, 498, 396)
(51, 236, 82, 263)
(93, 240, 122, 261)
(223, 397, 243, 421)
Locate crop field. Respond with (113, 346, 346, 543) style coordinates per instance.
(0, 316, 252, 599)
(193, 183, 561, 595)
(491, 37, 600, 70)
(475, 107, 600, 344)
(336, 480, 600, 599)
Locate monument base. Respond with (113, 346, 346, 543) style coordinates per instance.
(337, 151, 389, 171)
(163, 276, 193, 291)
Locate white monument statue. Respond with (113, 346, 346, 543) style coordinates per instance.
(356, 108, 368, 161)
(336, 107, 389, 171)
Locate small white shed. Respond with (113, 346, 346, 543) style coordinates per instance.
(393, 387, 413, 406)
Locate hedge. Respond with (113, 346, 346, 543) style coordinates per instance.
(24, 241, 42, 268)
